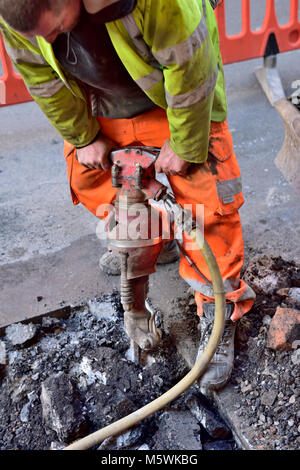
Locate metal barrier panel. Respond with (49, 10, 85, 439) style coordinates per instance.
(0, 32, 32, 107)
(215, 0, 300, 64)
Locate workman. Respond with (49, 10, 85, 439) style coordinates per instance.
(0, 0, 256, 391)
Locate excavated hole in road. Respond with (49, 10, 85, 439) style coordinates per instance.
(0, 291, 236, 451)
(1, 255, 299, 450)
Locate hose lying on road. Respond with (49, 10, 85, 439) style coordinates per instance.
(64, 229, 226, 451)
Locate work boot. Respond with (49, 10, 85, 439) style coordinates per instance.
(156, 240, 179, 264)
(99, 240, 179, 275)
(196, 302, 236, 392)
(99, 250, 122, 276)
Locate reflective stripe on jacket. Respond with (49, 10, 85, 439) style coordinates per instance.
(0, 0, 227, 162)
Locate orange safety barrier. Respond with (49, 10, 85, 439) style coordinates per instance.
(0, 32, 32, 107)
(215, 0, 300, 64)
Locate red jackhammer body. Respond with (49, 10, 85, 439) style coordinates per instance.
(106, 147, 169, 354)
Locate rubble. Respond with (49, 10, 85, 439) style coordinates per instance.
(227, 255, 300, 449)
(288, 288, 300, 304)
(203, 440, 235, 450)
(260, 389, 277, 407)
(186, 394, 232, 440)
(267, 307, 300, 350)
(98, 427, 144, 450)
(115, 427, 144, 449)
(0, 292, 234, 450)
(5, 322, 38, 347)
(0, 341, 6, 367)
(40, 372, 87, 442)
(152, 410, 202, 450)
(243, 255, 300, 295)
(0, 255, 298, 450)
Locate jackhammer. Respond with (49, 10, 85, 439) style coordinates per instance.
(64, 147, 226, 450)
(107, 146, 164, 361)
(107, 146, 205, 361)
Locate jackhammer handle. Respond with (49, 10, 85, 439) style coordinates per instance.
(109, 146, 161, 161)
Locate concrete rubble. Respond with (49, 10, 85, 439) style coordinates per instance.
(40, 372, 87, 442)
(5, 323, 38, 347)
(0, 256, 299, 450)
(0, 294, 236, 450)
(186, 394, 232, 440)
(209, 255, 300, 450)
(152, 410, 202, 451)
(267, 307, 300, 351)
(0, 341, 6, 366)
(243, 255, 300, 296)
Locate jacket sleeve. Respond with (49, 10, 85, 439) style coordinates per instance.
(0, 24, 100, 148)
(144, 0, 219, 163)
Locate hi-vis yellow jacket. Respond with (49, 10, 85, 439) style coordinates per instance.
(0, 0, 227, 163)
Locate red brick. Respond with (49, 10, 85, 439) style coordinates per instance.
(267, 307, 300, 351)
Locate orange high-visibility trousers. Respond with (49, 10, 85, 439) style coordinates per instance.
(64, 106, 255, 321)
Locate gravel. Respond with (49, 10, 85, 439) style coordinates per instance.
(230, 255, 300, 450)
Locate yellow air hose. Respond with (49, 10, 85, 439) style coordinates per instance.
(64, 229, 226, 450)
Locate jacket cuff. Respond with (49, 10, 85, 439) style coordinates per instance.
(75, 129, 102, 149)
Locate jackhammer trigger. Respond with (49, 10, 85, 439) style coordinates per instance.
(162, 193, 196, 235)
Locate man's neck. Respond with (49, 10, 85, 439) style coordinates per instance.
(82, 0, 137, 23)
(83, 0, 122, 14)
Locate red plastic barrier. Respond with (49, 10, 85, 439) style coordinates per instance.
(215, 0, 300, 64)
(0, 32, 32, 106)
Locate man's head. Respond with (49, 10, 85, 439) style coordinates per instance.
(0, 0, 81, 43)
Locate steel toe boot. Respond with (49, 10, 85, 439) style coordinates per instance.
(99, 240, 179, 275)
(196, 302, 236, 391)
